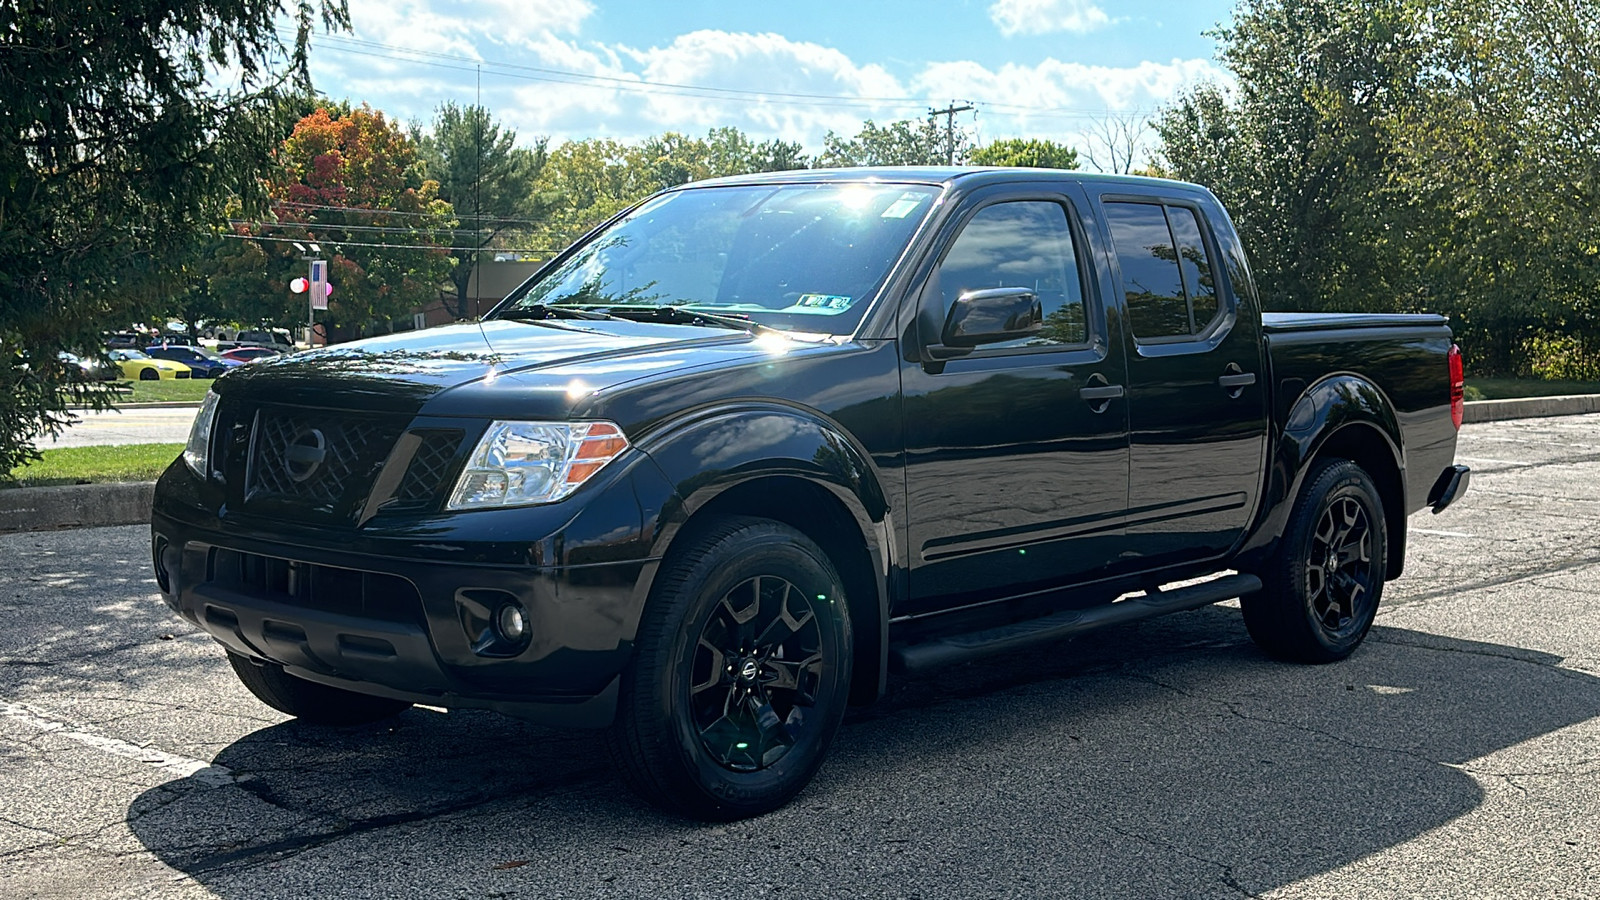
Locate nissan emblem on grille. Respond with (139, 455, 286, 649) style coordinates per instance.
(284, 428, 327, 483)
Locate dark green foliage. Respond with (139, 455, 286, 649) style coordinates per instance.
(417, 103, 556, 320)
(1154, 0, 1600, 376)
(817, 118, 962, 167)
(971, 138, 1081, 170)
(0, 0, 348, 471)
(1153, 0, 1420, 317)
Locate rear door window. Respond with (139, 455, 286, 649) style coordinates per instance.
(1105, 201, 1223, 342)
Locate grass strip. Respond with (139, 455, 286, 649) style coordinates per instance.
(4, 443, 184, 488)
(109, 378, 214, 404)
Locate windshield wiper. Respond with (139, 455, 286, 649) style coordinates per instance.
(610, 305, 774, 336)
(495, 304, 626, 323)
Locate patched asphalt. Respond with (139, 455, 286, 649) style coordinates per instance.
(2, 415, 1598, 899)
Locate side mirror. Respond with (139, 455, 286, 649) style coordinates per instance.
(940, 287, 1043, 348)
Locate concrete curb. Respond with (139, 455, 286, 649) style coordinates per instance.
(68, 402, 203, 411)
(1464, 394, 1600, 424)
(0, 482, 155, 534)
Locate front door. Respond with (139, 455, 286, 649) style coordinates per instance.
(901, 189, 1130, 615)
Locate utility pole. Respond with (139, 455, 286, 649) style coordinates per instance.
(929, 101, 974, 165)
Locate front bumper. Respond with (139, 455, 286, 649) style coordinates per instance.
(151, 503, 661, 729)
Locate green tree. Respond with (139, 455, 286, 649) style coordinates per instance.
(1152, 0, 1422, 315)
(817, 118, 965, 167)
(970, 138, 1080, 169)
(0, 0, 348, 473)
(1387, 0, 1600, 374)
(417, 103, 555, 319)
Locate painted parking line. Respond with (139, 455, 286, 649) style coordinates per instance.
(1411, 528, 1476, 538)
(1, 700, 240, 787)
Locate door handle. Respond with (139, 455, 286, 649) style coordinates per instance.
(1079, 377, 1124, 414)
(1218, 366, 1256, 398)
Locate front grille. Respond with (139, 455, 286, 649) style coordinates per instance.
(246, 408, 404, 515)
(175, 370, 191, 379)
(208, 548, 423, 626)
(389, 429, 465, 510)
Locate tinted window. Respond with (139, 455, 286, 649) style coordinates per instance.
(937, 201, 1087, 347)
(1106, 201, 1224, 341)
(1105, 203, 1188, 338)
(1168, 206, 1218, 330)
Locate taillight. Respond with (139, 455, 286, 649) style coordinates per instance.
(1448, 344, 1465, 430)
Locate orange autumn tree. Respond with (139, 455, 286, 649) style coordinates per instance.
(258, 104, 456, 337)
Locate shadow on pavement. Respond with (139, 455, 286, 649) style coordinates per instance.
(126, 608, 1600, 898)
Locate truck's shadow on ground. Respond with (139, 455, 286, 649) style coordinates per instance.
(126, 608, 1600, 898)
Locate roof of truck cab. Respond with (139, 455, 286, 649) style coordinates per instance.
(686, 166, 1201, 192)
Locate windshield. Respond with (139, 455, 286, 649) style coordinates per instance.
(112, 349, 149, 360)
(499, 183, 941, 335)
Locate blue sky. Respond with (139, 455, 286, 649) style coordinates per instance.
(306, 0, 1240, 162)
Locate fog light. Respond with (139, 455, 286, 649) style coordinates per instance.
(496, 604, 527, 642)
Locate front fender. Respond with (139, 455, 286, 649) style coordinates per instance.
(634, 403, 895, 701)
(1238, 374, 1405, 566)
(636, 403, 891, 539)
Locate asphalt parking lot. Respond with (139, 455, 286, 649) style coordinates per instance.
(3, 414, 1598, 899)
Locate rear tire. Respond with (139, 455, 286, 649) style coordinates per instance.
(226, 652, 411, 725)
(607, 516, 853, 820)
(1242, 458, 1387, 663)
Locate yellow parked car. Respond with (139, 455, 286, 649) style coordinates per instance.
(108, 348, 191, 380)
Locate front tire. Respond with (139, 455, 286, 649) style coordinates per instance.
(1243, 458, 1387, 663)
(607, 517, 853, 820)
(226, 652, 411, 725)
(138, 368, 158, 381)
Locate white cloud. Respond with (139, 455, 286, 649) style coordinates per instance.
(988, 0, 1111, 37)
(311, 2, 1223, 169)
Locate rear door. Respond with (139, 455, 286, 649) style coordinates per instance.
(1094, 189, 1268, 570)
(900, 185, 1130, 614)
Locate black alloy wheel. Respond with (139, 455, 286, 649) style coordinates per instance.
(1243, 458, 1387, 663)
(608, 516, 852, 820)
(1306, 494, 1377, 639)
(689, 573, 826, 772)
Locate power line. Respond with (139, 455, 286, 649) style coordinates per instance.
(233, 219, 556, 238)
(218, 232, 563, 254)
(269, 199, 550, 227)
(303, 31, 1162, 120)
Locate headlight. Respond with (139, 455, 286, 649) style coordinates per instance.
(448, 421, 629, 510)
(183, 391, 220, 478)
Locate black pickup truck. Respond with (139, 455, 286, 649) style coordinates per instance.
(151, 168, 1470, 819)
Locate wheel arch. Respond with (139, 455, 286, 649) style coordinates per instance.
(637, 405, 895, 706)
(1239, 374, 1408, 580)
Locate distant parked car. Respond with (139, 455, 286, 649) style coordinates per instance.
(235, 329, 295, 353)
(59, 352, 119, 383)
(105, 332, 145, 350)
(219, 346, 281, 363)
(108, 348, 190, 381)
(145, 345, 240, 379)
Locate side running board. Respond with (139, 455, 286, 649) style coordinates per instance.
(891, 572, 1263, 673)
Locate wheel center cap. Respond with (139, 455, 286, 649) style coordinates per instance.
(739, 658, 760, 681)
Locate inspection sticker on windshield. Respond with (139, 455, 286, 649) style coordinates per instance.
(788, 294, 855, 313)
(881, 192, 925, 219)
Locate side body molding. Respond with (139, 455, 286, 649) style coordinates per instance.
(632, 403, 898, 702)
(1236, 374, 1408, 576)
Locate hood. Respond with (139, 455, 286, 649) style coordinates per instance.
(212, 318, 775, 416)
